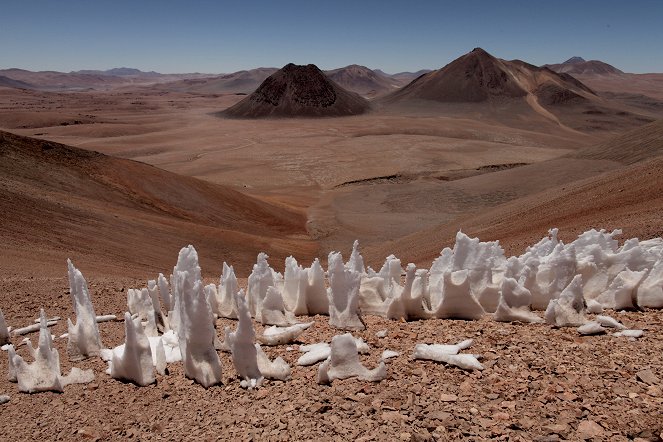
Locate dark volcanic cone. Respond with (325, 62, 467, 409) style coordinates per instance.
(222, 63, 370, 118)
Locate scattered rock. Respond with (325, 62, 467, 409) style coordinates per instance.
(77, 426, 101, 440)
(636, 369, 660, 385)
(576, 420, 603, 439)
(440, 394, 458, 402)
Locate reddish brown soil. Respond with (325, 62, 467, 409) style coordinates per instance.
(0, 275, 661, 441)
(0, 130, 317, 277)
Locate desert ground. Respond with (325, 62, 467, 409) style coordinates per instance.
(1, 55, 663, 441)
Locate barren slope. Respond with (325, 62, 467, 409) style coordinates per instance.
(0, 131, 316, 277)
(324, 65, 399, 97)
(366, 154, 663, 266)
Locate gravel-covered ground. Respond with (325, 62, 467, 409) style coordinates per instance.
(1, 276, 662, 441)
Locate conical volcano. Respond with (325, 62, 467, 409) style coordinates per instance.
(223, 63, 370, 118)
(383, 48, 597, 105)
(385, 48, 528, 103)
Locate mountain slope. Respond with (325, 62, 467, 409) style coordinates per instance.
(571, 118, 663, 164)
(222, 63, 370, 118)
(0, 75, 34, 89)
(544, 57, 624, 76)
(0, 131, 316, 276)
(324, 65, 399, 97)
(383, 48, 597, 104)
(155, 68, 278, 94)
(365, 123, 663, 264)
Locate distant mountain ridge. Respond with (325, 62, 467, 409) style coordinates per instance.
(0, 67, 212, 91)
(72, 67, 162, 77)
(324, 64, 400, 97)
(544, 57, 623, 76)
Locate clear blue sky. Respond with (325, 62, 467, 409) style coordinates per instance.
(1, 0, 662, 74)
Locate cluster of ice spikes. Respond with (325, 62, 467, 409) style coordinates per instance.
(2, 228, 660, 395)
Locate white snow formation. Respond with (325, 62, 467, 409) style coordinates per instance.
(544, 275, 587, 327)
(109, 312, 155, 386)
(429, 270, 485, 320)
(4, 226, 662, 393)
(638, 259, 663, 308)
(413, 339, 483, 371)
(12, 321, 57, 336)
(493, 277, 542, 323)
(595, 315, 626, 330)
(386, 264, 430, 321)
(247, 252, 278, 321)
(297, 337, 370, 366)
(255, 344, 291, 381)
(297, 342, 332, 366)
(225, 292, 263, 389)
(578, 322, 606, 335)
(381, 350, 399, 361)
(0, 309, 9, 345)
(10, 310, 94, 393)
(157, 273, 172, 312)
(173, 245, 222, 388)
(66, 259, 103, 360)
(317, 333, 387, 384)
(258, 322, 314, 346)
(327, 252, 365, 330)
(613, 329, 644, 338)
(206, 262, 240, 319)
(260, 286, 296, 326)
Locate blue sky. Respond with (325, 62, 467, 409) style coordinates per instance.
(1, 0, 662, 74)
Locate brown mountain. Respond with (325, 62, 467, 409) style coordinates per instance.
(222, 63, 370, 118)
(155, 68, 278, 94)
(383, 48, 597, 105)
(387, 69, 434, 85)
(0, 68, 210, 91)
(545, 57, 624, 76)
(0, 130, 315, 276)
(0, 75, 34, 89)
(324, 64, 399, 97)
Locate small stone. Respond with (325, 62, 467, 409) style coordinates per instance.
(440, 394, 458, 402)
(399, 432, 412, 441)
(576, 420, 603, 439)
(469, 407, 478, 414)
(636, 369, 660, 385)
(544, 423, 570, 436)
(78, 426, 101, 439)
(87, 383, 99, 391)
(0, 395, 9, 405)
(382, 411, 406, 422)
(647, 385, 661, 397)
(493, 412, 510, 421)
(560, 391, 578, 401)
